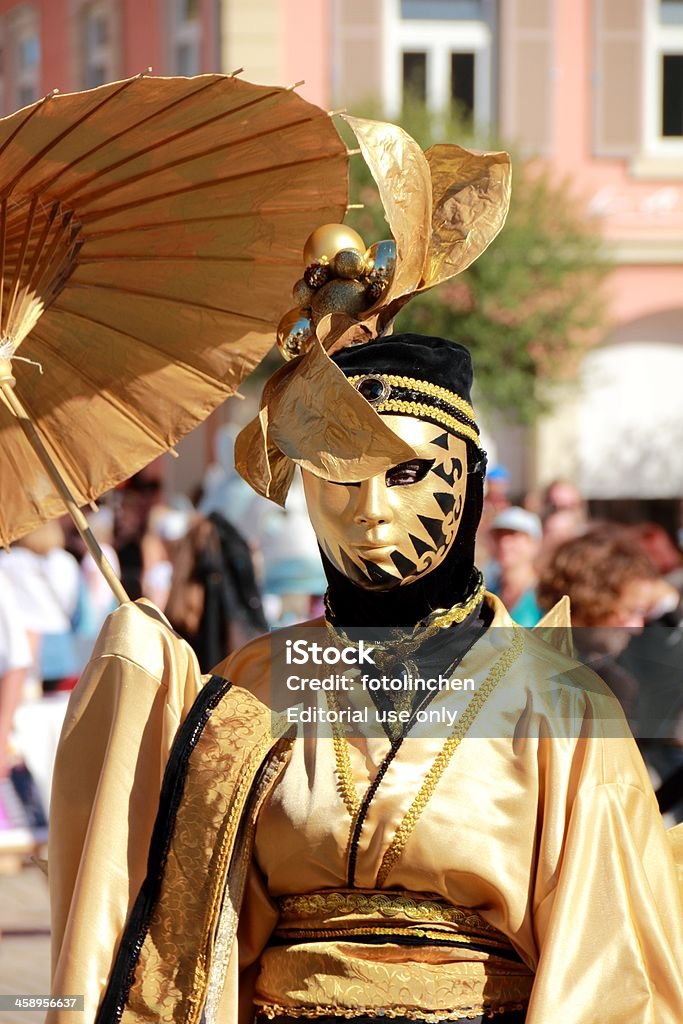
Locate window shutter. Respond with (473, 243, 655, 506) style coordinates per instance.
(499, 0, 554, 156)
(333, 0, 384, 107)
(593, 0, 643, 156)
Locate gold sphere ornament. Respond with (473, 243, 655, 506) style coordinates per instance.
(363, 239, 397, 280)
(276, 308, 314, 361)
(303, 224, 366, 268)
(292, 277, 316, 307)
(334, 248, 365, 279)
(310, 278, 372, 324)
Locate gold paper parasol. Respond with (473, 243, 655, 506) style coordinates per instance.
(0, 72, 348, 598)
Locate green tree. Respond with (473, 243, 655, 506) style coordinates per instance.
(343, 106, 610, 423)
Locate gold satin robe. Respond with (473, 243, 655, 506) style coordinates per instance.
(49, 596, 683, 1023)
(215, 593, 683, 1024)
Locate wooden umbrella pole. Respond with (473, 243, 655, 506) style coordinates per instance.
(0, 373, 129, 605)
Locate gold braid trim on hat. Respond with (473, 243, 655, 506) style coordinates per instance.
(347, 374, 478, 427)
(372, 400, 481, 447)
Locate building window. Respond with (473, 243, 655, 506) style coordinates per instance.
(662, 53, 683, 134)
(10, 5, 40, 110)
(660, 0, 683, 25)
(387, 0, 495, 130)
(451, 51, 475, 118)
(82, 2, 114, 89)
(640, 0, 683, 151)
(169, 0, 201, 76)
(402, 51, 427, 103)
(401, 1, 483, 18)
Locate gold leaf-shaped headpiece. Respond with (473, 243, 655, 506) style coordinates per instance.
(236, 116, 511, 505)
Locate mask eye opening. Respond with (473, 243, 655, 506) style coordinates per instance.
(385, 458, 435, 487)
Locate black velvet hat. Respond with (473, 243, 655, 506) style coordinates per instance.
(331, 333, 484, 456)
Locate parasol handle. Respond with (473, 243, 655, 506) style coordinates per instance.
(0, 373, 129, 606)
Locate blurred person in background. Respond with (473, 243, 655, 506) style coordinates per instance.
(113, 470, 164, 599)
(0, 569, 49, 853)
(0, 570, 31, 781)
(201, 425, 327, 626)
(542, 477, 586, 521)
(0, 523, 87, 693)
(537, 525, 660, 728)
(165, 511, 267, 673)
(540, 507, 584, 554)
(483, 464, 511, 514)
(621, 522, 683, 822)
(485, 506, 543, 626)
(631, 521, 683, 593)
(476, 464, 511, 573)
(140, 498, 194, 611)
(64, 506, 122, 629)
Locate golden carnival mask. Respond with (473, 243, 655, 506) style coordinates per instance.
(302, 415, 468, 590)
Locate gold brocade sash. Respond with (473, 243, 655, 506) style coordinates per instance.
(275, 890, 516, 956)
(96, 680, 293, 1024)
(255, 890, 533, 1021)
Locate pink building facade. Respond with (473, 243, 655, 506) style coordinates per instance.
(0, 0, 220, 109)
(0, 0, 680, 502)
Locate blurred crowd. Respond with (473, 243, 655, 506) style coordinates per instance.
(1, 434, 682, 860)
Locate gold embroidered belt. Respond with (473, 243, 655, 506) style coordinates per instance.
(253, 890, 533, 1022)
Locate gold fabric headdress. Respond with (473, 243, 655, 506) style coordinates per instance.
(235, 116, 511, 505)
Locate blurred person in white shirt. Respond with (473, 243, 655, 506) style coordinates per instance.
(0, 569, 32, 780)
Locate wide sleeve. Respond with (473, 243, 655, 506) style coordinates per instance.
(48, 600, 202, 1024)
(528, 733, 683, 1024)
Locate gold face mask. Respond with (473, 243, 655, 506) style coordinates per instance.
(302, 415, 468, 590)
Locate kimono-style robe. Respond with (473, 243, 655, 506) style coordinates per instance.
(49, 596, 683, 1023)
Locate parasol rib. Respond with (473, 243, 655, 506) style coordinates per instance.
(43, 305, 247, 390)
(27, 325, 220, 453)
(84, 205, 335, 241)
(76, 254, 303, 265)
(0, 93, 49, 167)
(35, 76, 226, 197)
(61, 280, 276, 324)
(10, 201, 60, 335)
(58, 85, 291, 206)
(2, 77, 139, 197)
(0, 371, 128, 604)
(78, 150, 348, 223)
(67, 108, 329, 210)
(15, 376, 108, 513)
(6, 196, 38, 331)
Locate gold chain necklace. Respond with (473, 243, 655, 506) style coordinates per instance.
(326, 627, 524, 885)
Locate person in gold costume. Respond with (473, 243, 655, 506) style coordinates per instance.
(47, 123, 683, 1024)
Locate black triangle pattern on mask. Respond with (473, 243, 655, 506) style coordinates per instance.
(433, 491, 456, 515)
(431, 432, 451, 450)
(390, 550, 418, 579)
(409, 532, 435, 559)
(417, 514, 445, 547)
(340, 547, 363, 580)
(431, 461, 458, 486)
(360, 558, 398, 585)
